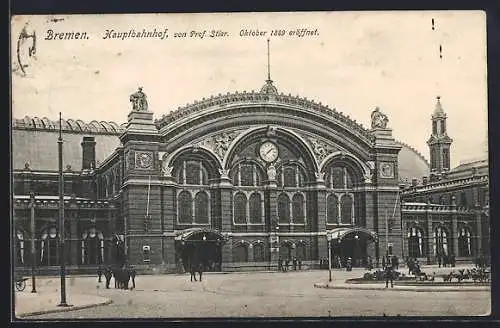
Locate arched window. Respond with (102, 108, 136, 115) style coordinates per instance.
(234, 192, 247, 224)
(249, 193, 263, 224)
(178, 191, 193, 224)
(231, 162, 263, 187)
(81, 228, 104, 265)
(253, 242, 265, 262)
(407, 227, 424, 258)
(279, 242, 292, 259)
(340, 194, 353, 224)
(326, 166, 355, 189)
(234, 243, 248, 262)
(16, 230, 24, 266)
(296, 242, 307, 260)
(292, 193, 305, 224)
(40, 227, 59, 266)
(327, 194, 339, 224)
(194, 191, 209, 224)
(458, 227, 472, 257)
(434, 226, 449, 256)
(278, 193, 291, 224)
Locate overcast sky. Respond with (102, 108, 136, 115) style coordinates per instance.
(11, 11, 488, 168)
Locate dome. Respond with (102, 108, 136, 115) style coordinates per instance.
(396, 141, 430, 184)
(260, 79, 278, 94)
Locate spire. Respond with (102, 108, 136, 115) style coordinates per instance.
(433, 96, 446, 118)
(260, 39, 277, 95)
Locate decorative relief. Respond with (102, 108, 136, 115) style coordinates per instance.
(308, 137, 337, 164)
(379, 162, 395, 179)
(193, 130, 241, 160)
(135, 151, 154, 169)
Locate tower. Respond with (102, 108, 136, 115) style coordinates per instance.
(427, 96, 453, 181)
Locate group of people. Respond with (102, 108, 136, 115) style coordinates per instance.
(382, 254, 399, 288)
(278, 257, 302, 272)
(437, 254, 456, 268)
(97, 265, 137, 290)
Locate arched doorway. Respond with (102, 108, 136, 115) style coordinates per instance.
(175, 228, 228, 272)
(328, 227, 378, 268)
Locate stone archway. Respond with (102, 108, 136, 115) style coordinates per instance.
(328, 227, 378, 267)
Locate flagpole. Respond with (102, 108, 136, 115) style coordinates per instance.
(57, 112, 68, 307)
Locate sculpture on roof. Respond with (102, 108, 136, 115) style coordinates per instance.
(130, 87, 148, 111)
(370, 107, 389, 129)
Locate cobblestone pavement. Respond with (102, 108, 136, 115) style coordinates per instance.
(20, 267, 490, 319)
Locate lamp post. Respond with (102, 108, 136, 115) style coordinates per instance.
(354, 234, 359, 267)
(327, 233, 332, 282)
(57, 112, 68, 307)
(29, 192, 37, 293)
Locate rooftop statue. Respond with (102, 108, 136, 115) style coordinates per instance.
(130, 87, 148, 111)
(371, 107, 389, 129)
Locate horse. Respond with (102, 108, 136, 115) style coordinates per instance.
(189, 261, 204, 282)
(112, 266, 130, 289)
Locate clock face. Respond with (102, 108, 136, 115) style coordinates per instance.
(259, 141, 279, 163)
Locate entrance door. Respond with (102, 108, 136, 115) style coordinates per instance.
(175, 230, 225, 272)
(337, 236, 368, 267)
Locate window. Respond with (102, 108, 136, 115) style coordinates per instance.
(176, 160, 209, 185)
(16, 231, 24, 266)
(460, 192, 468, 207)
(441, 120, 446, 134)
(327, 194, 339, 224)
(434, 226, 448, 256)
(442, 149, 449, 169)
(326, 166, 354, 189)
(40, 227, 59, 266)
(296, 243, 307, 260)
(458, 227, 472, 257)
(407, 227, 424, 258)
(194, 192, 209, 224)
(340, 194, 353, 224)
(432, 121, 437, 135)
(234, 244, 248, 262)
(292, 193, 305, 224)
(249, 193, 263, 224)
(278, 164, 305, 188)
(81, 228, 104, 265)
(233, 192, 247, 224)
(231, 162, 262, 187)
(278, 193, 291, 224)
(253, 243, 265, 262)
(178, 191, 192, 224)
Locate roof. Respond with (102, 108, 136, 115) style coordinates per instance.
(396, 141, 430, 184)
(12, 116, 125, 134)
(12, 128, 122, 171)
(446, 158, 488, 179)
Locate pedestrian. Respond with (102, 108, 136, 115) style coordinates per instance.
(104, 266, 113, 289)
(438, 254, 442, 268)
(278, 256, 283, 272)
(298, 259, 302, 270)
(293, 258, 297, 271)
(97, 266, 103, 283)
(385, 263, 394, 288)
(128, 265, 136, 289)
(284, 258, 289, 272)
(319, 258, 323, 270)
(382, 254, 387, 269)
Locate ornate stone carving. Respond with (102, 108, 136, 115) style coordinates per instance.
(315, 172, 325, 181)
(135, 151, 153, 169)
(371, 107, 389, 129)
(308, 137, 336, 164)
(379, 162, 395, 179)
(194, 131, 240, 160)
(130, 87, 148, 111)
(267, 164, 277, 181)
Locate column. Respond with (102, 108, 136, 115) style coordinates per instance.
(426, 209, 434, 265)
(475, 209, 482, 257)
(316, 189, 327, 262)
(70, 210, 78, 266)
(220, 187, 233, 268)
(451, 214, 458, 258)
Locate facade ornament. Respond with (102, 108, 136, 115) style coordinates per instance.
(370, 107, 389, 129)
(267, 164, 277, 181)
(308, 137, 336, 164)
(219, 169, 230, 178)
(315, 172, 325, 181)
(266, 125, 277, 137)
(130, 87, 148, 111)
(195, 131, 240, 161)
(24, 162, 30, 170)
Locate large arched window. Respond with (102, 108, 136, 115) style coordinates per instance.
(81, 228, 104, 265)
(278, 193, 291, 224)
(234, 243, 249, 262)
(178, 191, 193, 224)
(434, 226, 449, 256)
(458, 227, 472, 257)
(16, 230, 24, 266)
(231, 162, 263, 186)
(194, 191, 209, 224)
(327, 194, 339, 224)
(340, 194, 353, 224)
(249, 193, 263, 224)
(325, 166, 355, 189)
(40, 227, 59, 266)
(292, 193, 305, 224)
(253, 242, 265, 262)
(407, 227, 424, 258)
(233, 192, 247, 224)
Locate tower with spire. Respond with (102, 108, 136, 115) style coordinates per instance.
(260, 39, 278, 94)
(427, 96, 453, 181)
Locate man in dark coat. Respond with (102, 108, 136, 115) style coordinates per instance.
(128, 266, 137, 289)
(278, 257, 283, 272)
(97, 266, 103, 283)
(293, 258, 297, 271)
(385, 262, 394, 288)
(104, 267, 113, 289)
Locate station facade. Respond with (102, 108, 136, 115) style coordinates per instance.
(12, 80, 489, 274)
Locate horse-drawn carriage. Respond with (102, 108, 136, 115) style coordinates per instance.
(14, 275, 29, 291)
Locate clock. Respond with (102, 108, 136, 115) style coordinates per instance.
(380, 162, 394, 178)
(259, 141, 279, 163)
